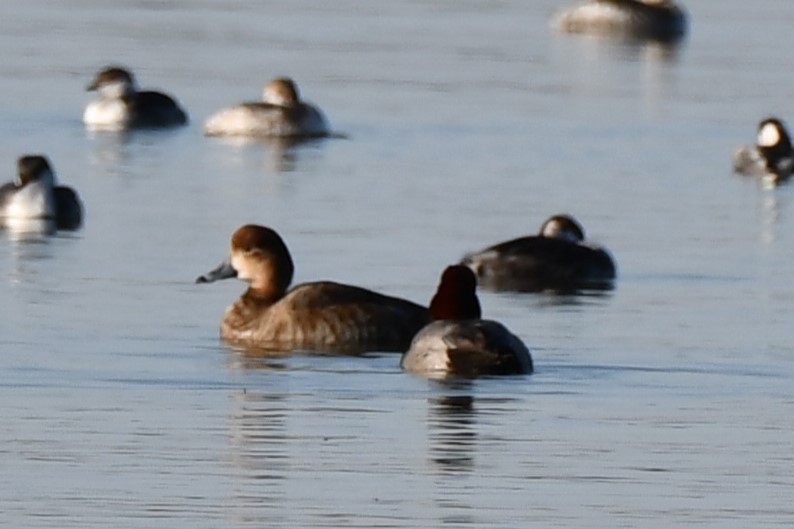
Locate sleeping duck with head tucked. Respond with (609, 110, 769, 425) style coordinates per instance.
(461, 214, 616, 293)
(196, 224, 429, 353)
(401, 265, 533, 378)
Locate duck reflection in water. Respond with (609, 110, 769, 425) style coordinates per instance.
(227, 390, 289, 522)
(428, 392, 477, 473)
(210, 135, 329, 175)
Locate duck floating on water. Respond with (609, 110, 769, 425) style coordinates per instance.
(0, 155, 82, 232)
(204, 77, 330, 138)
(83, 66, 188, 130)
(401, 265, 533, 378)
(551, 0, 687, 42)
(461, 214, 616, 293)
(733, 117, 794, 185)
(196, 224, 428, 352)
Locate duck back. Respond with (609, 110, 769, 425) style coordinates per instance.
(222, 281, 429, 352)
(402, 319, 533, 377)
(464, 236, 616, 292)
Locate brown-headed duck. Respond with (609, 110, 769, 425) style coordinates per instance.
(401, 265, 533, 377)
(203, 78, 330, 138)
(196, 224, 428, 352)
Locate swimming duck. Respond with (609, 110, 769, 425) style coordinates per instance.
(461, 214, 616, 292)
(401, 265, 533, 377)
(733, 118, 794, 183)
(196, 224, 428, 352)
(551, 0, 687, 41)
(203, 78, 330, 137)
(0, 155, 82, 231)
(83, 66, 188, 130)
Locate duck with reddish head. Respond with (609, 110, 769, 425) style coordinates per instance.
(196, 224, 428, 353)
(401, 265, 533, 378)
(461, 214, 616, 293)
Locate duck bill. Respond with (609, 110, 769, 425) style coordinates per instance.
(196, 258, 237, 284)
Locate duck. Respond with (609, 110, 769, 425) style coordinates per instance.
(551, 0, 687, 41)
(401, 265, 533, 378)
(203, 77, 330, 138)
(0, 155, 83, 231)
(461, 214, 616, 293)
(733, 118, 794, 183)
(196, 224, 428, 352)
(83, 66, 188, 130)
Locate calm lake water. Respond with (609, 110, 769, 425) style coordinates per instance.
(2, 1, 794, 527)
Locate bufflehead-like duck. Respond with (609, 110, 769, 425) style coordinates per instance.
(83, 66, 188, 130)
(733, 118, 794, 183)
(203, 77, 330, 138)
(196, 224, 428, 352)
(461, 214, 616, 292)
(401, 265, 533, 378)
(0, 155, 82, 231)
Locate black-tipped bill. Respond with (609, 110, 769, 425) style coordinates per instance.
(196, 259, 237, 284)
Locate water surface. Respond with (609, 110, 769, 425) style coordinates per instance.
(2, 1, 794, 527)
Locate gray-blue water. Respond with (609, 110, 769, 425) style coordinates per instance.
(2, 1, 794, 527)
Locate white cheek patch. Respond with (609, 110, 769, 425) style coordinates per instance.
(541, 224, 560, 238)
(758, 123, 781, 147)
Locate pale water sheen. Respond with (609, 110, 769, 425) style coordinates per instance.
(2, 1, 794, 527)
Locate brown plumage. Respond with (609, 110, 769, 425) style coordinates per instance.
(197, 225, 428, 353)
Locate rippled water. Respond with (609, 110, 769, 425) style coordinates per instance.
(2, 1, 794, 527)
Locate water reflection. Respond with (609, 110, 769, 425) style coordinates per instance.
(0, 218, 58, 241)
(551, 32, 683, 114)
(553, 31, 685, 64)
(758, 189, 780, 244)
(224, 344, 292, 371)
(493, 288, 615, 310)
(227, 390, 289, 527)
(85, 128, 185, 173)
(428, 393, 476, 473)
(1, 221, 65, 286)
(208, 136, 332, 174)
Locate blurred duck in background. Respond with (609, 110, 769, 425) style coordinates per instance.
(0, 155, 82, 232)
(733, 117, 794, 185)
(551, 0, 687, 42)
(83, 66, 188, 130)
(204, 77, 330, 138)
(461, 214, 616, 293)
